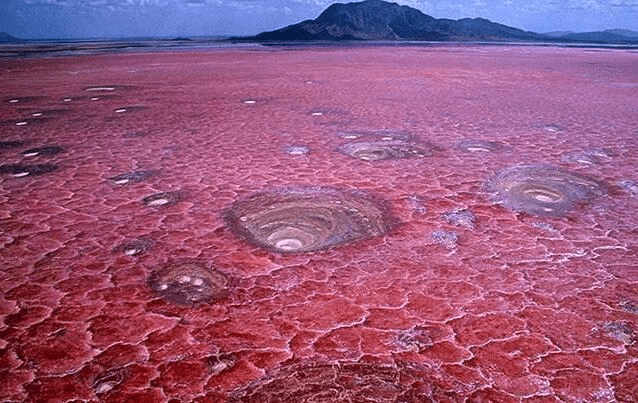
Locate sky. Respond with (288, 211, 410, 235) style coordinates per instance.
(1, 0, 637, 40)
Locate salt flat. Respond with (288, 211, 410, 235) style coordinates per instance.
(1, 45, 637, 402)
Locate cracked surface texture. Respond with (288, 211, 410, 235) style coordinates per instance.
(1, 45, 637, 402)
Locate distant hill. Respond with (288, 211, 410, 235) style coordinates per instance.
(604, 29, 638, 38)
(554, 29, 638, 43)
(0, 32, 21, 42)
(544, 31, 575, 38)
(236, 0, 638, 44)
(244, 0, 544, 42)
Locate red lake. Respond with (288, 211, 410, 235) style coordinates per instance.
(1, 44, 637, 402)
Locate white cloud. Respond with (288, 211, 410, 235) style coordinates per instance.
(610, 0, 638, 5)
(569, 0, 602, 9)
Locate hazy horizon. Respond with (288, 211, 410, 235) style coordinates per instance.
(1, 0, 637, 40)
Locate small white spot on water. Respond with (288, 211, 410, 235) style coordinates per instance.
(12, 172, 30, 178)
(466, 146, 490, 152)
(275, 238, 304, 251)
(147, 198, 170, 206)
(15, 121, 28, 126)
(87, 87, 115, 91)
(32, 113, 42, 117)
(115, 108, 127, 113)
(534, 194, 557, 203)
(22, 152, 39, 157)
(9, 99, 19, 103)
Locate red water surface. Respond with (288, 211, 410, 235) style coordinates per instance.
(1, 45, 637, 402)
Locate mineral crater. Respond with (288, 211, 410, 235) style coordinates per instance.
(148, 261, 228, 306)
(224, 186, 396, 253)
(338, 140, 438, 161)
(456, 139, 502, 153)
(485, 164, 607, 217)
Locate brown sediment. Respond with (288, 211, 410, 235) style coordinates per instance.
(485, 164, 607, 217)
(224, 186, 396, 253)
(148, 261, 228, 306)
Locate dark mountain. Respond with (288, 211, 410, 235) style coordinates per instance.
(245, 0, 545, 42)
(604, 29, 638, 38)
(555, 30, 638, 43)
(237, 0, 638, 44)
(0, 32, 21, 42)
(544, 31, 575, 38)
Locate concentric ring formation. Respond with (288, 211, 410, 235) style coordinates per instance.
(485, 164, 607, 217)
(224, 186, 396, 253)
(338, 140, 438, 161)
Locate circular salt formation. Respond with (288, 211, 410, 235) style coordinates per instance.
(5, 96, 45, 104)
(457, 139, 501, 153)
(485, 164, 606, 217)
(113, 106, 145, 114)
(113, 237, 153, 256)
(142, 191, 180, 207)
(337, 130, 411, 141)
(84, 85, 131, 92)
(0, 164, 58, 177)
(224, 186, 395, 253)
(148, 261, 228, 306)
(283, 145, 309, 155)
(338, 141, 437, 161)
(21, 146, 64, 157)
(109, 170, 154, 185)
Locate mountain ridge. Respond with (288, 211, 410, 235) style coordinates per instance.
(236, 0, 638, 44)
(0, 32, 22, 42)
